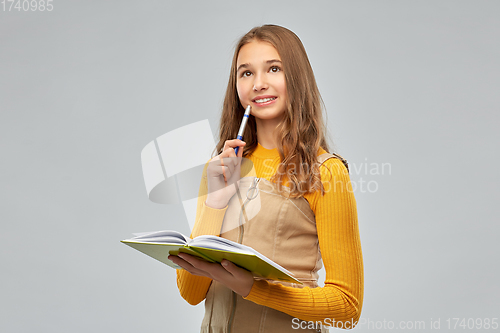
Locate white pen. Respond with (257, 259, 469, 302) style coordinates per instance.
(234, 105, 251, 156)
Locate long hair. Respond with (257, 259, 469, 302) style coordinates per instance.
(216, 24, 331, 197)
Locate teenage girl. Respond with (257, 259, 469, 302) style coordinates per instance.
(169, 25, 363, 332)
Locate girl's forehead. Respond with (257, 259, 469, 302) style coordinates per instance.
(236, 40, 281, 66)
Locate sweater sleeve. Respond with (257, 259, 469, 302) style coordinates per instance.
(175, 162, 228, 305)
(243, 158, 364, 327)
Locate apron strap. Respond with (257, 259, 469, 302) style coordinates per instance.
(317, 152, 349, 173)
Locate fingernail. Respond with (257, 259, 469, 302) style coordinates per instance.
(222, 260, 228, 267)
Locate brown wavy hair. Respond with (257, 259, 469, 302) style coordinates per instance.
(215, 24, 331, 197)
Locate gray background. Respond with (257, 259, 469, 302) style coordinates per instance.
(1, 0, 499, 332)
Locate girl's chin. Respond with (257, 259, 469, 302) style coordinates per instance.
(252, 111, 286, 122)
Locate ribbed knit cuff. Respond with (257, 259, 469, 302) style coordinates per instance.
(191, 202, 228, 238)
(243, 279, 271, 303)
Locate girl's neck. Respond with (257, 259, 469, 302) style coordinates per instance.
(255, 116, 283, 149)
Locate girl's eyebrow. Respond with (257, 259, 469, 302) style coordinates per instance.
(237, 63, 250, 72)
(266, 59, 282, 65)
(237, 59, 282, 72)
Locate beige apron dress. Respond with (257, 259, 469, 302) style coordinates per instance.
(201, 153, 344, 333)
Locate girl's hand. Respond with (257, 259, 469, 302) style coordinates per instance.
(169, 253, 254, 298)
(205, 139, 246, 209)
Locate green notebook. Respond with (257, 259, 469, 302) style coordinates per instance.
(121, 230, 300, 284)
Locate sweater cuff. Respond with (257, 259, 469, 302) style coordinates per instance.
(243, 279, 271, 304)
(191, 201, 228, 238)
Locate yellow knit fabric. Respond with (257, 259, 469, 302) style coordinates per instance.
(176, 143, 364, 326)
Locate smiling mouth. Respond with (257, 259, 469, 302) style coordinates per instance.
(253, 97, 277, 103)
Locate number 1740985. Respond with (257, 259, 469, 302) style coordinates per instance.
(2, 0, 54, 11)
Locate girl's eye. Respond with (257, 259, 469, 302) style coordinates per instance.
(270, 66, 281, 73)
(241, 71, 252, 77)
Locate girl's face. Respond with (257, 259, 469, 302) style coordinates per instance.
(236, 40, 287, 124)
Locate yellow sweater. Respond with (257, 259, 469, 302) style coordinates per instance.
(176, 143, 363, 325)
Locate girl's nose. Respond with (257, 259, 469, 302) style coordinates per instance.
(253, 73, 268, 91)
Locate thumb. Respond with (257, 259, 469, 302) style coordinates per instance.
(237, 141, 245, 158)
(221, 260, 237, 275)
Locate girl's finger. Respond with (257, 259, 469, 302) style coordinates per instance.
(170, 255, 212, 278)
(236, 144, 244, 158)
(221, 156, 236, 173)
(220, 147, 237, 160)
(223, 139, 246, 151)
(179, 254, 227, 279)
(221, 259, 237, 276)
(220, 159, 229, 184)
(223, 141, 246, 158)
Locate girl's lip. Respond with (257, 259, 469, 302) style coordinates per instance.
(252, 96, 278, 107)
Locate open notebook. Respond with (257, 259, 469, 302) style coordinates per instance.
(122, 230, 300, 284)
